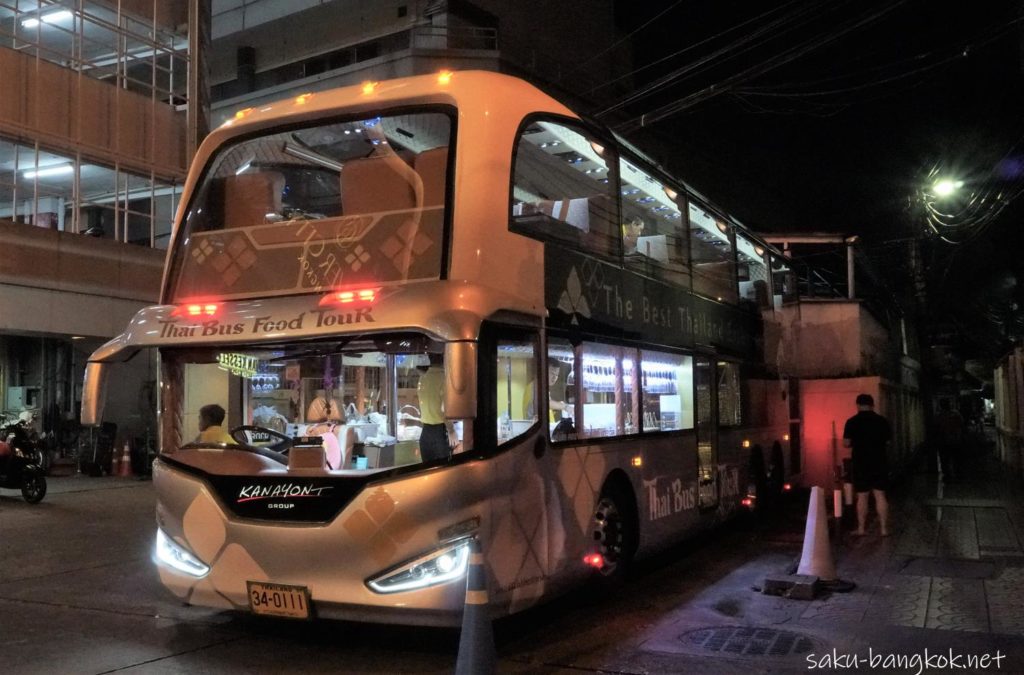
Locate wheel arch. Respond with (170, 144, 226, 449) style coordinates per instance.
(600, 468, 640, 558)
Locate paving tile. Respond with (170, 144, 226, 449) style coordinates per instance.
(985, 567, 1024, 637)
(926, 577, 989, 632)
(976, 508, 1024, 557)
(935, 507, 979, 560)
(866, 574, 930, 628)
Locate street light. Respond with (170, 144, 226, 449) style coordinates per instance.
(932, 178, 963, 198)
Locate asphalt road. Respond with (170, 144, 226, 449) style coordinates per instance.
(4, 466, 1024, 674)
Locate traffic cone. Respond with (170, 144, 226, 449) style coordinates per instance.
(796, 486, 837, 581)
(118, 442, 133, 477)
(455, 537, 496, 675)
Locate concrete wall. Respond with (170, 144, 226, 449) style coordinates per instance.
(0, 46, 188, 179)
(800, 376, 879, 489)
(767, 300, 905, 381)
(799, 376, 921, 490)
(995, 350, 1024, 472)
(767, 301, 862, 377)
(210, 0, 424, 84)
(0, 221, 164, 337)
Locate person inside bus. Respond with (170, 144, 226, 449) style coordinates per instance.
(622, 215, 645, 255)
(306, 390, 343, 424)
(417, 352, 456, 462)
(549, 359, 575, 440)
(197, 404, 235, 445)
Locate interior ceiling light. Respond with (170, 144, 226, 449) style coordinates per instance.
(23, 164, 73, 179)
(22, 9, 73, 27)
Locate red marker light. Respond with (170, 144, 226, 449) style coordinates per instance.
(583, 553, 604, 569)
(783, 483, 792, 492)
(741, 497, 754, 508)
(174, 302, 220, 318)
(319, 288, 380, 307)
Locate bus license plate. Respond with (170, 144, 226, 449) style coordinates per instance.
(247, 581, 311, 619)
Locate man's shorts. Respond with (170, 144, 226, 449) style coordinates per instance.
(852, 462, 888, 492)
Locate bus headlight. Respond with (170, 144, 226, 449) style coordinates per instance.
(367, 540, 471, 594)
(155, 528, 210, 577)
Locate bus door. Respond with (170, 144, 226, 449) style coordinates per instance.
(485, 324, 559, 603)
(695, 355, 718, 509)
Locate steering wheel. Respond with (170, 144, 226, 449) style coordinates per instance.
(230, 425, 294, 454)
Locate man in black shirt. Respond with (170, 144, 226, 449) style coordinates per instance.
(842, 393, 891, 536)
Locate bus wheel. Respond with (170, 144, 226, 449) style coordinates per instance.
(591, 483, 636, 579)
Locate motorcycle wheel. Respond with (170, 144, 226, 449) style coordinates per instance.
(22, 474, 46, 504)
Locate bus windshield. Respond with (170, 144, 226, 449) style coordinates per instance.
(167, 110, 453, 303)
(162, 333, 467, 472)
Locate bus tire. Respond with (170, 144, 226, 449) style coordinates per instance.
(591, 478, 638, 581)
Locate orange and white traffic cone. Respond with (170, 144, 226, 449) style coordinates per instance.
(118, 442, 133, 477)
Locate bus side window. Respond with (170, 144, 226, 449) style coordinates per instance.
(640, 350, 694, 432)
(496, 338, 538, 445)
(510, 119, 618, 258)
(546, 339, 577, 441)
(619, 158, 689, 286)
(689, 203, 738, 304)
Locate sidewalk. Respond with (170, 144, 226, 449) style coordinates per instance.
(502, 441, 1024, 674)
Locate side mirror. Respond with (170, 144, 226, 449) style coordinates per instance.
(81, 361, 109, 426)
(444, 341, 477, 420)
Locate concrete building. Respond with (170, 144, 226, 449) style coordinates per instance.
(206, 0, 631, 125)
(0, 0, 201, 450)
(762, 234, 925, 489)
(0, 0, 627, 455)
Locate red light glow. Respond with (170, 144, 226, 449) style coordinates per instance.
(741, 497, 754, 508)
(181, 303, 219, 317)
(783, 483, 792, 491)
(319, 288, 380, 307)
(583, 553, 604, 569)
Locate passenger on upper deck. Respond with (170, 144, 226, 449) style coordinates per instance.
(622, 216, 645, 255)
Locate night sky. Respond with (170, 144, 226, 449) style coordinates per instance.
(607, 0, 1024, 361)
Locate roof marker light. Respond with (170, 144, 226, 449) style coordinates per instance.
(437, 70, 453, 85)
(294, 93, 312, 105)
(174, 302, 220, 318)
(631, 456, 643, 467)
(319, 287, 380, 307)
(361, 81, 378, 95)
(234, 107, 253, 120)
(742, 439, 751, 449)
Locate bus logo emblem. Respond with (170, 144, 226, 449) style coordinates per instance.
(557, 267, 591, 325)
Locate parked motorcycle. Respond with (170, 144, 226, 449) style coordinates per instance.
(0, 425, 47, 503)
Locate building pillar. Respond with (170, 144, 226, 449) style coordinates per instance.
(187, 0, 212, 162)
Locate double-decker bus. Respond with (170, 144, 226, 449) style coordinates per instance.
(82, 71, 792, 626)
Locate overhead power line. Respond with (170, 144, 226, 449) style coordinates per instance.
(557, 0, 686, 84)
(613, 0, 910, 131)
(597, 0, 848, 118)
